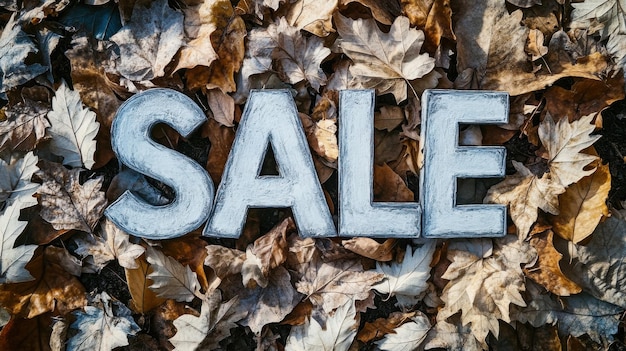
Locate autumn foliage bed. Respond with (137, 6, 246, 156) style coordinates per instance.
(1, 0, 626, 350)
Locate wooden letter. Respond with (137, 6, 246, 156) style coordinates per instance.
(105, 89, 214, 239)
(204, 90, 336, 238)
(420, 90, 508, 238)
(338, 90, 421, 237)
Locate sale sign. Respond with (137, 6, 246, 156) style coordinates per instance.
(105, 88, 509, 240)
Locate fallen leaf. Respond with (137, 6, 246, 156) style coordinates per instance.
(356, 311, 415, 343)
(375, 105, 405, 131)
(111, 0, 184, 81)
(0, 151, 39, 210)
(250, 218, 293, 278)
(0, 100, 50, 153)
(373, 163, 414, 202)
(424, 319, 482, 351)
(36, 161, 107, 233)
(439, 236, 537, 348)
(524, 230, 582, 296)
(527, 28, 548, 61)
(0, 201, 37, 284)
(67, 292, 140, 351)
(145, 246, 201, 302)
(169, 290, 246, 350)
(373, 242, 435, 299)
(339, 0, 401, 25)
(401, 0, 455, 51)
(207, 88, 235, 127)
(309, 118, 339, 164)
(0, 313, 53, 351)
(285, 299, 358, 351)
(0, 247, 87, 318)
(45, 81, 100, 170)
(203, 118, 235, 185)
(0, 14, 48, 93)
(174, 0, 220, 72)
(125, 255, 165, 314)
(204, 245, 245, 278)
(552, 163, 610, 243)
(73, 219, 145, 271)
(342, 238, 395, 261)
(335, 14, 435, 102)
(285, 0, 338, 37)
(375, 311, 431, 351)
(161, 234, 211, 292)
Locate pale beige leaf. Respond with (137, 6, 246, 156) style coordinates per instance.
(207, 89, 235, 127)
(125, 255, 165, 314)
(342, 238, 395, 261)
(485, 161, 564, 238)
(146, 246, 200, 302)
(285, 299, 358, 351)
(46, 81, 100, 169)
(539, 113, 601, 188)
(36, 161, 107, 233)
(527, 28, 548, 61)
(552, 163, 610, 243)
(311, 118, 338, 163)
(424, 319, 482, 351)
(375, 312, 430, 351)
(169, 291, 246, 350)
(0, 200, 37, 284)
(285, 0, 338, 37)
(111, 0, 184, 81)
(174, 0, 220, 72)
(373, 242, 435, 298)
(204, 245, 245, 278)
(0, 100, 50, 153)
(0, 151, 39, 210)
(439, 236, 536, 348)
(334, 14, 435, 102)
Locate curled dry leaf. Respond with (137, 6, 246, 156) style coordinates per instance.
(342, 238, 395, 261)
(375, 311, 431, 351)
(204, 245, 245, 279)
(0, 100, 50, 153)
(36, 161, 107, 233)
(285, 0, 338, 37)
(401, 0, 455, 51)
(335, 14, 435, 102)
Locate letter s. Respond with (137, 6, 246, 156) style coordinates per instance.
(105, 89, 213, 239)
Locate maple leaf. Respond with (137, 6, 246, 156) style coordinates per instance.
(539, 113, 601, 188)
(375, 311, 431, 351)
(145, 246, 201, 302)
(36, 161, 107, 233)
(67, 292, 140, 351)
(295, 252, 384, 313)
(373, 242, 435, 300)
(0, 14, 48, 93)
(73, 219, 145, 271)
(552, 162, 610, 243)
(334, 14, 435, 102)
(0, 246, 86, 318)
(285, 0, 338, 37)
(173, 0, 219, 72)
(0, 100, 50, 153)
(0, 151, 39, 210)
(439, 236, 536, 348)
(111, 0, 184, 81)
(285, 299, 359, 351)
(485, 161, 563, 239)
(169, 291, 246, 350)
(46, 81, 100, 170)
(0, 201, 37, 284)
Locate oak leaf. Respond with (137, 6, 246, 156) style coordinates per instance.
(552, 162, 610, 243)
(334, 14, 435, 102)
(285, 299, 358, 351)
(145, 246, 201, 302)
(373, 242, 435, 299)
(0, 201, 37, 284)
(375, 312, 431, 351)
(169, 291, 246, 350)
(67, 292, 140, 351)
(0, 15, 48, 93)
(36, 161, 107, 233)
(0, 100, 50, 153)
(0, 151, 39, 210)
(439, 236, 536, 348)
(111, 0, 184, 81)
(46, 81, 100, 169)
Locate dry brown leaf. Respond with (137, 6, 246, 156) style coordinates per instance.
(0, 313, 53, 351)
(202, 118, 235, 185)
(339, 0, 401, 25)
(250, 218, 294, 277)
(161, 234, 210, 292)
(0, 100, 49, 153)
(527, 28, 548, 61)
(207, 88, 235, 127)
(401, 0, 455, 51)
(204, 245, 245, 279)
(285, 0, 337, 37)
(310, 118, 339, 164)
(524, 230, 582, 296)
(35, 161, 107, 234)
(125, 254, 165, 314)
(342, 238, 396, 261)
(375, 105, 405, 131)
(552, 163, 610, 243)
(0, 247, 86, 319)
(334, 13, 435, 102)
(357, 311, 415, 343)
(373, 163, 414, 202)
(175, 0, 220, 72)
